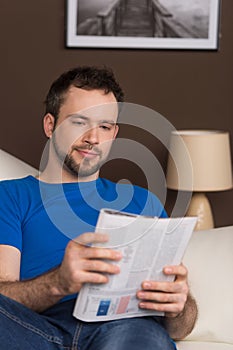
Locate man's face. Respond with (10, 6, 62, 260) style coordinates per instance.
(51, 87, 119, 180)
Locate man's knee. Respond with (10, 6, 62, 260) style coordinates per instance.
(87, 317, 175, 350)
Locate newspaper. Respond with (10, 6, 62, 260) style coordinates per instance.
(73, 209, 197, 322)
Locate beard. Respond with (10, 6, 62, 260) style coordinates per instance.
(64, 151, 104, 178)
(51, 136, 107, 178)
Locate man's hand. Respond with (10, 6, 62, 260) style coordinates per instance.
(137, 264, 189, 317)
(0, 233, 122, 312)
(54, 232, 122, 296)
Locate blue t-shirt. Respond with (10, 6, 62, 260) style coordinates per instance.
(0, 176, 167, 281)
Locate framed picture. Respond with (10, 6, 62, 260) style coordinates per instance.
(66, 0, 220, 50)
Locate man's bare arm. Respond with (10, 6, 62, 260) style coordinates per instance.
(0, 233, 122, 312)
(164, 292, 198, 340)
(137, 264, 198, 340)
(0, 268, 64, 312)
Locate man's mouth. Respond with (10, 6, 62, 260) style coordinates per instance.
(73, 147, 100, 159)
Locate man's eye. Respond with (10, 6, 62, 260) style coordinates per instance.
(72, 121, 85, 126)
(100, 125, 111, 131)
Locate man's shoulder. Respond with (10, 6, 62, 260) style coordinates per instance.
(0, 176, 37, 198)
(0, 175, 35, 188)
(99, 178, 156, 197)
(99, 178, 147, 191)
(99, 178, 167, 218)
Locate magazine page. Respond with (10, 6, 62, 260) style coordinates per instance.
(73, 209, 197, 322)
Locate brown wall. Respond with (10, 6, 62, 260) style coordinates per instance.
(0, 0, 232, 227)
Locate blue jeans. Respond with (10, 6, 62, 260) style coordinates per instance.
(0, 294, 176, 350)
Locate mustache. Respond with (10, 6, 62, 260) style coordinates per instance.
(72, 145, 102, 155)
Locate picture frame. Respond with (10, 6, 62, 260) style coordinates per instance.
(66, 0, 220, 50)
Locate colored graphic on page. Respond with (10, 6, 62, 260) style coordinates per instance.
(97, 300, 111, 316)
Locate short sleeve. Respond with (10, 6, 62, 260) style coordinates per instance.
(147, 191, 168, 218)
(0, 182, 22, 251)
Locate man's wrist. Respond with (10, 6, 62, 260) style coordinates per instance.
(47, 267, 67, 298)
(164, 293, 198, 340)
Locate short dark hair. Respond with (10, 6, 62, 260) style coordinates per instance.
(44, 66, 124, 121)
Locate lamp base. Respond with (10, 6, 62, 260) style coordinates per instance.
(186, 193, 214, 231)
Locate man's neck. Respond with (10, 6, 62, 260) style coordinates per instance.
(38, 164, 99, 184)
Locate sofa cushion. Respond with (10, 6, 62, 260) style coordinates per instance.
(0, 149, 38, 180)
(177, 341, 233, 350)
(181, 226, 233, 345)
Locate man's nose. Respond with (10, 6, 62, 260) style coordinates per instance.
(83, 127, 99, 145)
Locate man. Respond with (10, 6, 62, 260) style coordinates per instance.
(0, 66, 197, 349)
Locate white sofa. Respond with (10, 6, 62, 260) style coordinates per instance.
(177, 225, 233, 350)
(1, 150, 232, 349)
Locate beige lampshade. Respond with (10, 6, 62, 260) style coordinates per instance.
(166, 130, 233, 192)
(0, 149, 38, 180)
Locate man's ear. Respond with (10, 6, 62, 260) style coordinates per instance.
(43, 114, 55, 138)
(113, 124, 119, 139)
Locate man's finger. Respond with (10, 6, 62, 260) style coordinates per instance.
(72, 232, 109, 246)
(163, 264, 188, 279)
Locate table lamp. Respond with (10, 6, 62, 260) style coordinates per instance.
(166, 130, 233, 230)
(0, 149, 38, 180)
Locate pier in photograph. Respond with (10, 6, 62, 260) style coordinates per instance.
(77, 0, 204, 38)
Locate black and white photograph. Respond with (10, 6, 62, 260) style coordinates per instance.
(66, 0, 220, 49)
